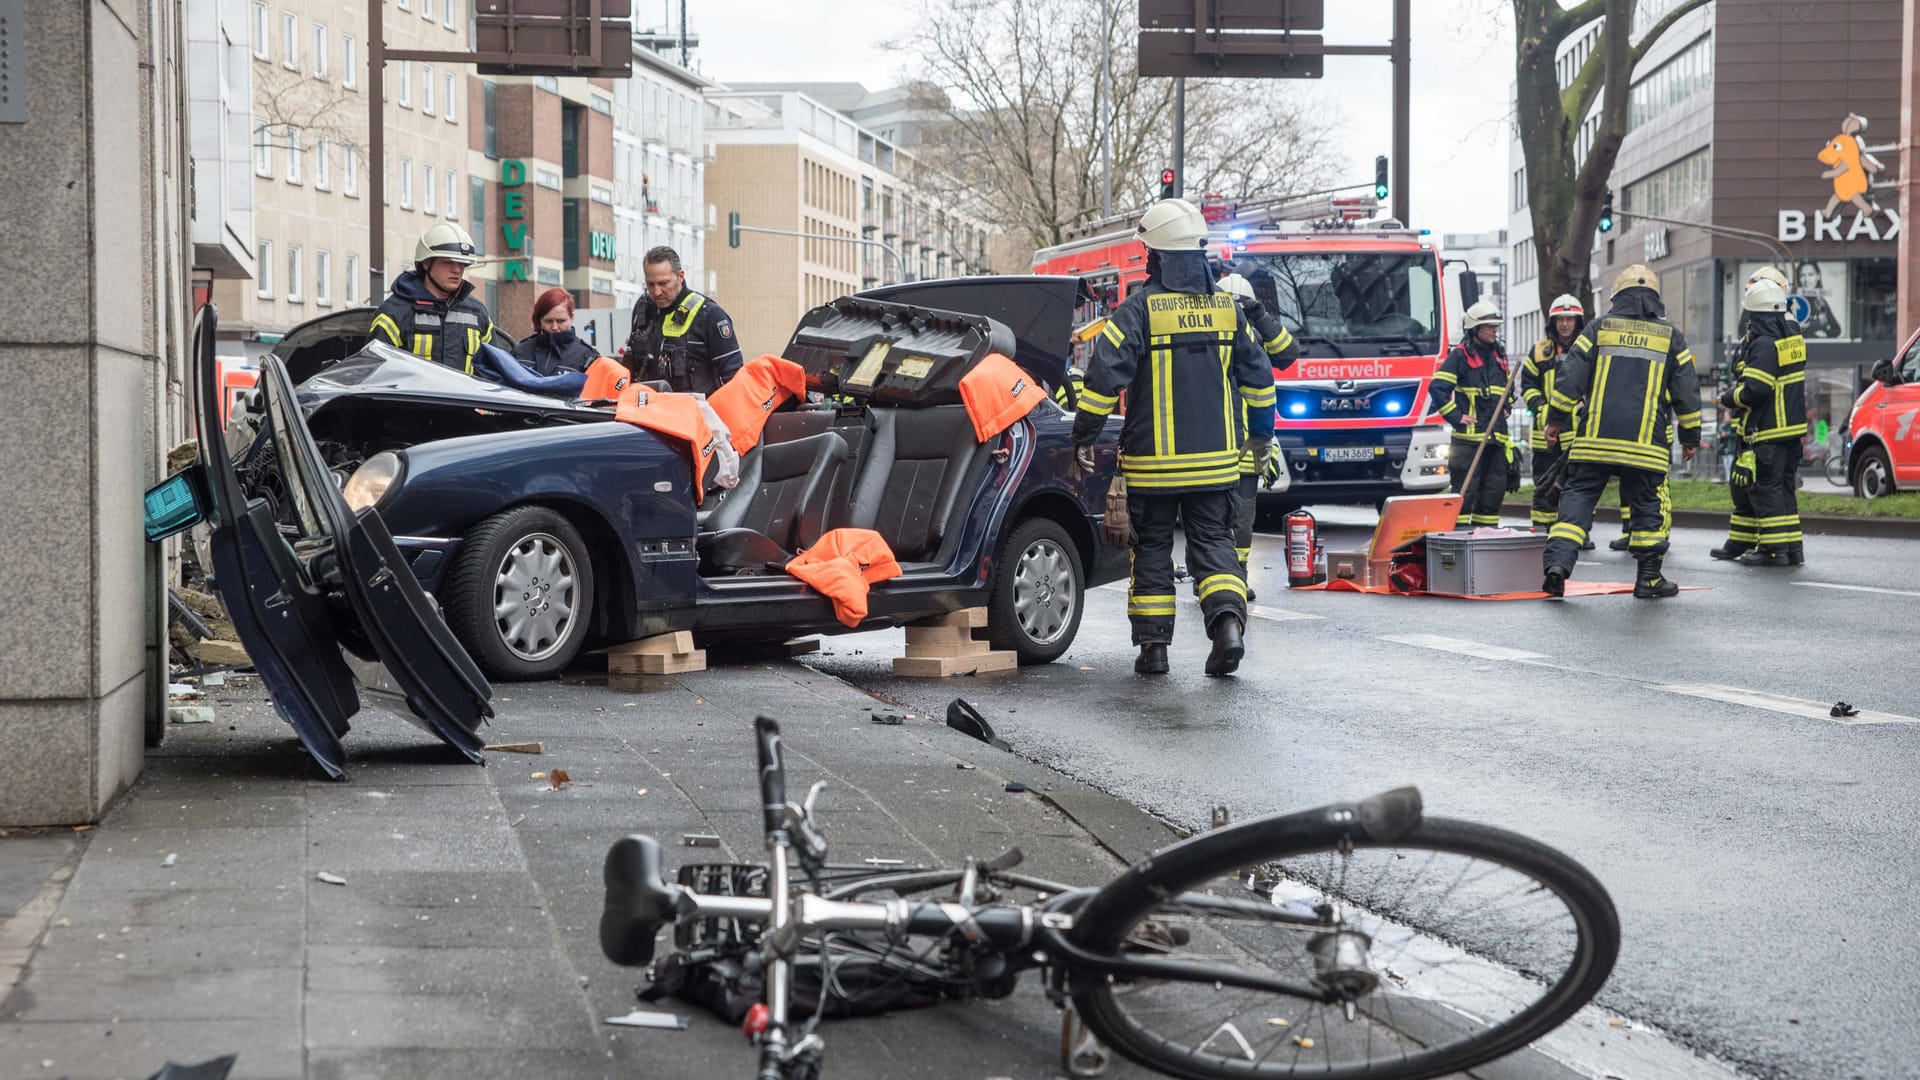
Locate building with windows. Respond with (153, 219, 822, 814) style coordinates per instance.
(606, 45, 716, 323)
(1438, 230, 1508, 344)
(215, 0, 473, 358)
(1508, 0, 1904, 447)
(188, 0, 257, 295)
(703, 86, 994, 359)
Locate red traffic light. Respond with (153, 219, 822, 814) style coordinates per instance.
(1161, 169, 1176, 186)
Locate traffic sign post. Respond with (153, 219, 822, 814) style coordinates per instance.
(1786, 295, 1812, 324)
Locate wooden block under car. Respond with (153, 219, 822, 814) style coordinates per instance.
(595, 631, 696, 656)
(910, 607, 989, 629)
(608, 649, 708, 675)
(904, 638, 992, 659)
(891, 650, 1018, 678)
(903, 624, 978, 646)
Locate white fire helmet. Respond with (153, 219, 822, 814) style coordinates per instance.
(1462, 300, 1502, 332)
(1135, 198, 1209, 252)
(1547, 294, 1585, 319)
(1218, 273, 1255, 300)
(1742, 277, 1788, 313)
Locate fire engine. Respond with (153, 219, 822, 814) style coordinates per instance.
(1033, 189, 1457, 509)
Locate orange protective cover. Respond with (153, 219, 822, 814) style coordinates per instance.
(615, 385, 718, 504)
(784, 528, 904, 627)
(708, 354, 810, 454)
(580, 356, 632, 400)
(958, 352, 1043, 442)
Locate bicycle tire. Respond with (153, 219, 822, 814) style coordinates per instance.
(1070, 815, 1619, 1080)
(1825, 454, 1848, 487)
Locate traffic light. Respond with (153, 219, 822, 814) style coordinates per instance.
(1598, 190, 1614, 233)
(1160, 168, 1177, 198)
(728, 210, 741, 249)
(1373, 156, 1389, 201)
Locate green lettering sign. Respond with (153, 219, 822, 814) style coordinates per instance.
(503, 190, 525, 218)
(500, 159, 526, 186)
(503, 259, 530, 282)
(503, 222, 527, 250)
(588, 231, 615, 260)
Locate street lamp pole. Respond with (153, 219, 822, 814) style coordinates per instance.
(367, 1, 386, 302)
(1100, 1, 1112, 218)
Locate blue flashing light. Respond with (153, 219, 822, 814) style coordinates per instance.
(1287, 401, 1309, 417)
(1227, 227, 1248, 241)
(1381, 397, 1404, 414)
(1418, 228, 1432, 236)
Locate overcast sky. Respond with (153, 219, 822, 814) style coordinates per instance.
(680, 0, 1515, 247)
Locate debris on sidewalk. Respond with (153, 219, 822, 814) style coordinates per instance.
(1831, 701, 1860, 717)
(168, 706, 214, 725)
(682, 834, 721, 848)
(605, 1009, 690, 1030)
(161, 853, 178, 868)
(548, 769, 572, 789)
(145, 1053, 237, 1080)
(483, 741, 545, 754)
(1005, 782, 1028, 793)
(946, 698, 1012, 751)
(189, 639, 251, 667)
(315, 872, 347, 886)
(869, 711, 909, 725)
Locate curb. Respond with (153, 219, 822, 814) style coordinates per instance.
(1501, 502, 1920, 540)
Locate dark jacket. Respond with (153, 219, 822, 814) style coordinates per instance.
(1072, 274, 1276, 493)
(1428, 336, 1514, 444)
(1547, 287, 1703, 473)
(371, 269, 495, 375)
(1728, 312, 1807, 444)
(1233, 296, 1297, 475)
(1520, 334, 1578, 450)
(512, 329, 598, 377)
(625, 287, 744, 395)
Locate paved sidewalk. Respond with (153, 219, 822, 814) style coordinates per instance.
(0, 659, 1176, 1080)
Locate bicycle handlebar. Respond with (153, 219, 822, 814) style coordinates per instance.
(754, 716, 787, 839)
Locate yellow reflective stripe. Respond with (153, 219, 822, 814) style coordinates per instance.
(1436, 400, 1459, 415)
(1120, 450, 1241, 470)
(1744, 368, 1779, 386)
(1127, 592, 1176, 616)
(1674, 410, 1702, 428)
(1431, 370, 1458, 385)
(1239, 385, 1276, 407)
(1263, 327, 1293, 353)
(370, 313, 403, 345)
(1196, 573, 1248, 601)
(1078, 386, 1119, 408)
(1144, 292, 1237, 336)
(661, 293, 706, 338)
(1220, 344, 1235, 450)
(1676, 348, 1695, 366)
(1547, 388, 1579, 412)
(413, 333, 433, 357)
(1077, 399, 1117, 420)
(1102, 320, 1125, 348)
(1573, 334, 1594, 352)
(1124, 466, 1242, 489)
(465, 327, 480, 374)
(1549, 521, 1589, 543)
(1637, 359, 1664, 445)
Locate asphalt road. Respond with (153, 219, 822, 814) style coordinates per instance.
(806, 507, 1920, 1080)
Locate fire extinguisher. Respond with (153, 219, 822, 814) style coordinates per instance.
(1285, 509, 1320, 588)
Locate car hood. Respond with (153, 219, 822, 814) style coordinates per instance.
(270, 307, 518, 385)
(298, 345, 618, 423)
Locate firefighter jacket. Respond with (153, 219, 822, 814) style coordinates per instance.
(370, 269, 495, 374)
(1546, 287, 1703, 473)
(1729, 313, 1807, 444)
(625, 287, 744, 395)
(1235, 297, 1298, 474)
(1071, 281, 1277, 492)
(1428, 337, 1514, 444)
(1520, 336, 1582, 450)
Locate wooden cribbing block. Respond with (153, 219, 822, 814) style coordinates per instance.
(891, 650, 1018, 678)
(596, 631, 695, 656)
(609, 649, 708, 675)
(903, 624, 977, 647)
(904, 638, 991, 659)
(911, 607, 988, 629)
(781, 638, 821, 656)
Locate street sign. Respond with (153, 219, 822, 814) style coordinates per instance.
(472, 0, 633, 78)
(1138, 0, 1325, 31)
(1136, 32, 1326, 79)
(1786, 295, 1811, 324)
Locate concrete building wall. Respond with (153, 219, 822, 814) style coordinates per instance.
(0, 0, 192, 824)
(704, 143, 803, 356)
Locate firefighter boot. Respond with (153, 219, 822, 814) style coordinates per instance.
(1608, 535, 1632, 552)
(1204, 616, 1245, 677)
(1542, 567, 1567, 598)
(1786, 542, 1806, 566)
(1736, 548, 1790, 567)
(1709, 541, 1753, 561)
(1135, 643, 1170, 676)
(1633, 555, 1680, 599)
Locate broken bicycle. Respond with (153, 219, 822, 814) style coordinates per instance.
(600, 718, 1619, 1079)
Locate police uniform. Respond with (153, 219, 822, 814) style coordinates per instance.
(1727, 312, 1807, 564)
(370, 269, 495, 374)
(1073, 271, 1275, 671)
(1428, 332, 1514, 528)
(626, 287, 744, 395)
(1541, 268, 1703, 598)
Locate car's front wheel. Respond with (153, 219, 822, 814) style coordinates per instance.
(444, 506, 595, 680)
(1855, 444, 1895, 499)
(987, 517, 1084, 665)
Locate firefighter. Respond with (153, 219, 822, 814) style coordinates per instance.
(370, 223, 495, 374)
(1071, 198, 1276, 677)
(1220, 272, 1299, 594)
(1712, 265, 1801, 561)
(623, 245, 743, 394)
(1722, 276, 1807, 565)
(1541, 265, 1703, 598)
(1428, 301, 1515, 528)
(1521, 294, 1591, 546)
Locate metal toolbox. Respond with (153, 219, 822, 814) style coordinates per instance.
(1424, 531, 1549, 596)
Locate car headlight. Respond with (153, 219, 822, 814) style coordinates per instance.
(342, 451, 403, 513)
(1420, 440, 1449, 461)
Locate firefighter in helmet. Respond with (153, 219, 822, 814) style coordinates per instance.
(1713, 264, 1802, 562)
(1521, 294, 1589, 544)
(1219, 272, 1298, 596)
(370, 223, 496, 374)
(1719, 276, 1808, 565)
(1428, 301, 1516, 528)
(1071, 198, 1275, 676)
(1541, 265, 1703, 598)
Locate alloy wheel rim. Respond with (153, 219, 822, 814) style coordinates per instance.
(1862, 458, 1889, 498)
(492, 532, 577, 662)
(1011, 538, 1076, 645)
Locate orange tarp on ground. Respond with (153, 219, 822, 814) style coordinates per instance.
(616, 385, 719, 504)
(785, 528, 903, 627)
(708, 354, 809, 454)
(958, 352, 1043, 442)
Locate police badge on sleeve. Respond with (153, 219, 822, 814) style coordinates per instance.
(718, 320, 734, 339)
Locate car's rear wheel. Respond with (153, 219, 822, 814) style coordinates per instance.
(444, 506, 595, 681)
(1855, 444, 1895, 499)
(988, 517, 1083, 665)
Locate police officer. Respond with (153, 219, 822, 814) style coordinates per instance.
(1219, 273, 1298, 594)
(1722, 276, 1807, 566)
(624, 246, 742, 394)
(1428, 301, 1515, 528)
(370, 223, 495, 373)
(1712, 265, 1800, 562)
(1071, 198, 1276, 677)
(1521, 295, 1588, 542)
(1541, 265, 1703, 598)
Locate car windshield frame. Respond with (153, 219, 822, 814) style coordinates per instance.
(1228, 250, 1442, 354)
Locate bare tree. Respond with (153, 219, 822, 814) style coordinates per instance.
(1514, 0, 1709, 314)
(251, 62, 368, 176)
(896, 0, 1337, 254)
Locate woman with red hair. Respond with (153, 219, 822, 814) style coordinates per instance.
(511, 287, 600, 375)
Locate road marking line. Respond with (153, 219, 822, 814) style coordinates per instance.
(1790, 581, 1920, 598)
(1657, 684, 1920, 725)
(1377, 633, 1548, 663)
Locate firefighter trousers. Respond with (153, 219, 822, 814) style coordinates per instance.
(1748, 440, 1803, 552)
(1529, 444, 1563, 528)
(1448, 439, 1509, 527)
(1128, 488, 1245, 646)
(1543, 462, 1672, 574)
(1233, 473, 1257, 571)
(1724, 441, 1759, 551)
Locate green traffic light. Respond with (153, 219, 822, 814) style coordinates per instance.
(1374, 183, 1389, 200)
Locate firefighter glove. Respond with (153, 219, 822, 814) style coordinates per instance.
(1505, 442, 1522, 492)
(1259, 443, 1285, 489)
(1103, 476, 1135, 549)
(1070, 443, 1098, 483)
(1730, 449, 1756, 488)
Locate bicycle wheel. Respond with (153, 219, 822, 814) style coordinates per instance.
(1825, 454, 1848, 487)
(1070, 815, 1618, 1080)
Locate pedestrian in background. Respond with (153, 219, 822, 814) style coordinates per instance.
(512, 287, 599, 376)
(1428, 301, 1515, 528)
(623, 246, 743, 394)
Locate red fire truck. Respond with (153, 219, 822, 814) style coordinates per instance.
(1033, 192, 1457, 509)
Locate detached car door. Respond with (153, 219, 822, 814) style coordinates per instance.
(192, 306, 493, 778)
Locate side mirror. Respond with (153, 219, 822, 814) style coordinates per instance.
(1457, 270, 1481, 309)
(143, 463, 209, 542)
(1871, 358, 1898, 385)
